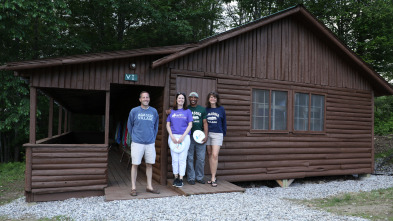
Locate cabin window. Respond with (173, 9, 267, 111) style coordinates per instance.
(294, 93, 325, 132)
(252, 89, 287, 131)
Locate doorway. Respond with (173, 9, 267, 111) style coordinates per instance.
(108, 84, 164, 186)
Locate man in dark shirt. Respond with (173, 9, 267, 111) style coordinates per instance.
(186, 92, 208, 185)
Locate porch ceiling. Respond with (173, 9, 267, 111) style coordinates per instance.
(41, 88, 106, 115)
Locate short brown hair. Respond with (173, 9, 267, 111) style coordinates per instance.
(139, 91, 150, 98)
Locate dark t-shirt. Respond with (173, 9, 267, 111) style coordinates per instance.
(188, 105, 207, 134)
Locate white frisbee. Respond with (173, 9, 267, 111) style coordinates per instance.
(193, 130, 205, 144)
(168, 137, 186, 153)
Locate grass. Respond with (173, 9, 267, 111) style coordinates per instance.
(375, 147, 393, 163)
(298, 187, 393, 221)
(0, 162, 25, 205)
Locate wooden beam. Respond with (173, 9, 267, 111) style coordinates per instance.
(48, 98, 53, 138)
(58, 105, 62, 135)
(63, 109, 68, 134)
(68, 112, 72, 132)
(25, 146, 32, 192)
(276, 179, 295, 188)
(29, 87, 37, 144)
(160, 69, 170, 185)
(105, 91, 110, 145)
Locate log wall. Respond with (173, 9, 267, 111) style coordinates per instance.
(24, 143, 108, 202)
(167, 17, 374, 182)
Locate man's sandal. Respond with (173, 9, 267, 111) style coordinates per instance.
(130, 189, 137, 196)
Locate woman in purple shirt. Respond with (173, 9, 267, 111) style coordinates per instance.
(166, 92, 193, 188)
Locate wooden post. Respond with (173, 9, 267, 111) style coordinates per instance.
(58, 105, 62, 135)
(105, 91, 110, 145)
(68, 112, 72, 132)
(25, 146, 32, 199)
(48, 97, 53, 138)
(160, 69, 170, 185)
(64, 109, 68, 133)
(29, 87, 37, 144)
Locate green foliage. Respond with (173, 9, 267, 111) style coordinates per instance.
(0, 162, 25, 186)
(0, 71, 30, 162)
(0, 162, 25, 205)
(374, 96, 393, 135)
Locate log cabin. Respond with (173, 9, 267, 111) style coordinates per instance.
(1, 5, 392, 202)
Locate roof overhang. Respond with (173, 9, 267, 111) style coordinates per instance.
(0, 44, 194, 71)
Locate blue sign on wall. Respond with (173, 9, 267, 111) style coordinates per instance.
(125, 74, 138, 81)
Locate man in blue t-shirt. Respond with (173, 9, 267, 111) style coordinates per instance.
(127, 91, 159, 196)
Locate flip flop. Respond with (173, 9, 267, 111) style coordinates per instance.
(211, 180, 218, 187)
(130, 189, 137, 196)
(146, 188, 160, 194)
(207, 178, 217, 184)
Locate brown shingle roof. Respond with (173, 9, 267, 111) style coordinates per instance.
(0, 44, 194, 71)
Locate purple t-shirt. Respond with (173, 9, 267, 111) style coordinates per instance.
(166, 109, 193, 135)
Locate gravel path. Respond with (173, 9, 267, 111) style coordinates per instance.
(1, 175, 392, 221)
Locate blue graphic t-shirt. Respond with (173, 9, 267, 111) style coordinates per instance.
(127, 106, 159, 144)
(167, 108, 193, 135)
(206, 106, 227, 136)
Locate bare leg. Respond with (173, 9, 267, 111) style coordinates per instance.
(210, 145, 220, 182)
(131, 164, 138, 190)
(146, 163, 153, 190)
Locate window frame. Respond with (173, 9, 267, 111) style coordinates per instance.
(292, 91, 326, 134)
(250, 88, 290, 134)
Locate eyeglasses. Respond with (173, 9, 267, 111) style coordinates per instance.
(176, 92, 186, 96)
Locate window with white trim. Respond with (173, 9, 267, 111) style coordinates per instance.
(294, 93, 325, 132)
(252, 89, 287, 131)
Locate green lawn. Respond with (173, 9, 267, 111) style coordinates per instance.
(0, 162, 25, 205)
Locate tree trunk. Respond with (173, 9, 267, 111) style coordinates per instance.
(14, 129, 19, 162)
(0, 132, 3, 162)
(4, 133, 9, 162)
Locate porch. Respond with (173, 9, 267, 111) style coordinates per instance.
(105, 148, 245, 201)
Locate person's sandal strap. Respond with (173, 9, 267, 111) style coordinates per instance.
(130, 189, 137, 196)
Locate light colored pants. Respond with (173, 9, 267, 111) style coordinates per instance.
(187, 137, 206, 181)
(170, 135, 190, 176)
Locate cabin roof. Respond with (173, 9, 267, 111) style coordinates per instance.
(151, 5, 393, 96)
(1, 5, 392, 96)
(0, 44, 194, 71)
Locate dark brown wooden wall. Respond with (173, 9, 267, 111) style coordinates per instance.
(24, 142, 108, 202)
(26, 56, 167, 90)
(170, 17, 371, 91)
(167, 17, 374, 181)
